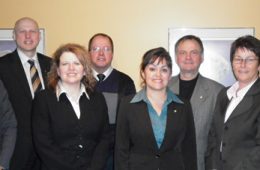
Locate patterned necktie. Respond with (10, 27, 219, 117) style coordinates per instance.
(28, 60, 42, 94)
(97, 74, 105, 82)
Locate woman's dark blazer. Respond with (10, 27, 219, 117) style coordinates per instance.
(206, 78, 260, 170)
(32, 89, 110, 170)
(115, 94, 197, 170)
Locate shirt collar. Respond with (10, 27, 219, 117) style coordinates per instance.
(56, 81, 89, 101)
(131, 88, 183, 104)
(227, 78, 257, 99)
(17, 48, 38, 65)
(92, 66, 113, 81)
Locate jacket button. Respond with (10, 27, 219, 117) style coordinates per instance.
(155, 154, 160, 158)
(224, 126, 228, 130)
(222, 142, 226, 147)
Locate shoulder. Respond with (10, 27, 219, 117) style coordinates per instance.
(168, 75, 179, 85)
(112, 69, 134, 82)
(198, 75, 224, 90)
(88, 90, 106, 103)
(37, 53, 52, 63)
(0, 51, 16, 63)
(34, 89, 56, 102)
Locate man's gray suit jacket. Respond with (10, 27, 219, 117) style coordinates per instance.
(168, 74, 224, 170)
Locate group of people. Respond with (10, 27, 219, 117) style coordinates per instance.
(0, 16, 260, 170)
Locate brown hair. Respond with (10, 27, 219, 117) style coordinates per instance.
(140, 47, 172, 87)
(48, 43, 96, 92)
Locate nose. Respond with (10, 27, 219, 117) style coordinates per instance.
(98, 49, 104, 55)
(25, 31, 31, 38)
(240, 59, 247, 67)
(68, 63, 75, 70)
(155, 69, 161, 77)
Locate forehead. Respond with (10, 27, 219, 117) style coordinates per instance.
(91, 36, 112, 47)
(177, 39, 201, 51)
(60, 52, 79, 60)
(15, 19, 39, 30)
(234, 47, 256, 56)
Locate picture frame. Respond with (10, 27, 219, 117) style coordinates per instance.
(0, 28, 45, 57)
(168, 28, 255, 86)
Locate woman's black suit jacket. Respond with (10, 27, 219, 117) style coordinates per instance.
(115, 94, 197, 170)
(206, 78, 260, 170)
(32, 89, 110, 170)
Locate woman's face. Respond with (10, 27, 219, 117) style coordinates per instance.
(232, 48, 260, 88)
(141, 58, 171, 92)
(57, 52, 85, 87)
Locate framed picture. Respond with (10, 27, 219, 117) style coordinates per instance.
(168, 28, 255, 86)
(0, 28, 45, 57)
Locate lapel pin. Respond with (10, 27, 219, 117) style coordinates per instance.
(173, 109, 177, 113)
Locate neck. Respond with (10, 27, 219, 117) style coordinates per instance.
(94, 66, 110, 74)
(146, 88, 167, 104)
(19, 48, 36, 58)
(180, 72, 198, 81)
(61, 82, 81, 101)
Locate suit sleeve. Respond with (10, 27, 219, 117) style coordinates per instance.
(0, 80, 17, 169)
(32, 92, 75, 170)
(115, 97, 130, 170)
(89, 93, 110, 170)
(182, 101, 198, 170)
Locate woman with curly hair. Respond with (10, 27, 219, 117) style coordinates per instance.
(32, 43, 110, 170)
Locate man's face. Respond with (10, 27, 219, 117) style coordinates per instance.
(89, 36, 113, 72)
(175, 39, 203, 75)
(13, 19, 40, 53)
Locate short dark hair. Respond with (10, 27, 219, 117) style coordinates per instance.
(140, 47, 172, 87)
(175, 35, 204, 55)
(230, 35, 260, 62)
(88, 33, 114, 53)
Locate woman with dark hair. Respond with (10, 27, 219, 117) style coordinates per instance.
(115, 47, 197, 170)
(32, 43, 110, 170)
(206, 35, 260, 170)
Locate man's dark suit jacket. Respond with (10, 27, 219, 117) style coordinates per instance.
(206, 78, 260, 170)
(0, 50, 51, 170)
(115, 94, 197, 170)
(0, 79, 17, 169)
(32, 89, 110, 170)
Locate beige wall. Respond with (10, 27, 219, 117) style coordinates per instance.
(1, 0, 260, 90)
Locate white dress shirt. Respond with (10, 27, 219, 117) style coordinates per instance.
(224, 79, 257, 122)
(56, 81, 89, 119)
(92, 66, 113, 81)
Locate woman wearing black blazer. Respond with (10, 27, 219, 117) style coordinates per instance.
(115, 47, 197, 170)
(32, 43, 110, 170)
(206, 35, 260, 170)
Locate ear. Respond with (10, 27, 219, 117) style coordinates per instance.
(12, 31, 16, 40)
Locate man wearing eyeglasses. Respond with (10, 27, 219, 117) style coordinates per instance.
(88, 33, 136, 170)
(168, 35, 224, 170)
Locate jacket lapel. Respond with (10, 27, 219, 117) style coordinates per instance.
(226, 79, 260, 122)
(11, 51, 32, 99)
(38, 54, 50, 87)
(138, 102, 159, 151)
(159, 103, 181, 152)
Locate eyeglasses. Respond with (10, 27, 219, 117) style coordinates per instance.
(90, 46, 112, 53)
(233, 57, 258, 65)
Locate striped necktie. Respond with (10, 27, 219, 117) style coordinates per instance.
(28, 60, 42, 94)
